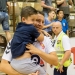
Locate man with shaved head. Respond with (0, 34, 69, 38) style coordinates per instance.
(52, 21, 72, 75)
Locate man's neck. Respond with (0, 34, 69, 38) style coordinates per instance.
(56, 31, 62, 37)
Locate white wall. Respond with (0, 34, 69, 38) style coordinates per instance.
(47, 37, 75, 75)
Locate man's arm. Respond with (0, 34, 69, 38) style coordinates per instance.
(41, 0, 55, 10)
(58, 35, 71, 73)
(68, 0, 73, 5)
(7, 2, 10, 14)
(43, 23, 53, 29)
(60, 35, 71, 65)
(38, 51, 59, 66)
(0, 59, 23, 75)
(1, 59, 39, 75)
(37, 33, 44, 42)
(60, 50, 71, 65)
(56, 0, 64, 5)
(26, 44, 59, 66)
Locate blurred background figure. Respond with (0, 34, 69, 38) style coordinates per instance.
(43, 10, 56, 36)
(41, 0, 56, 18)
(0, 0, 11, 42)
(55, 0, 73, 22)
(55, 10, 69, 36)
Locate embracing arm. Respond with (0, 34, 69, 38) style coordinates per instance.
(38, 51, 58, 66)
(37, 33, 44, 42)
(26, 44, 59, 66)
(1, 59, 39, 75)
(0, 59, 23, 75)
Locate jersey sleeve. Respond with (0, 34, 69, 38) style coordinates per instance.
(2, 40, 12, 62)
(62, 35, 71, 51)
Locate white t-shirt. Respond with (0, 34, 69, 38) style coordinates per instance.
(53, 31, 71, 51)
(2, 36, 55, 69)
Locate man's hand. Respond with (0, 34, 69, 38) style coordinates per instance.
(57, 65, 63, 73)
(26, 44, 41, 54)
(50, 7, 57, 10)
(57, 62, 63, 73)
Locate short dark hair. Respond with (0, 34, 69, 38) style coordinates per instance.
(47, 9, 55, 15)
(57, 10, 64, 14)
(37, 10, 44, 16)
(21, 6, 37, 19)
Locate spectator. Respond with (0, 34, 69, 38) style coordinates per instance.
(43, 10, 56, 35)
(0, 0, 11, 42)
(55, 10, 69, 36)
(52, 21, 71, 75)
(55, 0, 73, 22)
(41, 0, 56, 18)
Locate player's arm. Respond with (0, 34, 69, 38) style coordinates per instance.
(60, 36, 71, 65)
(56, 0, 65, 5)
(1, 59, 23, 75)
(41, 0, 55, 10)
(32, 26, 44, 42)
(36, 33, 44, 42)
(68, 0, 73, 5)
(26, 38, 59, 66)
(43, 23, 53, 29)
(1, 59, 39, 75)
(7, 1, 11, 14)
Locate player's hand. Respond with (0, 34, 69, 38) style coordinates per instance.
(42, 30, 52, 39)
(26, 44, 41, 54)
(57, 65, 63, 73)
(57, 62, 63, 73)
(50, 7, 57, 10)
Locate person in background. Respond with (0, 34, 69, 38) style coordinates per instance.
(55, 10, 69, 36)
(0, 11, 59, 75)
(43, 10, 56, 36)
(52, 21, 71, 75)
(0, 0, 11, 42)
(55, 0, 73, 22)
(41, 0, 56, 18)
